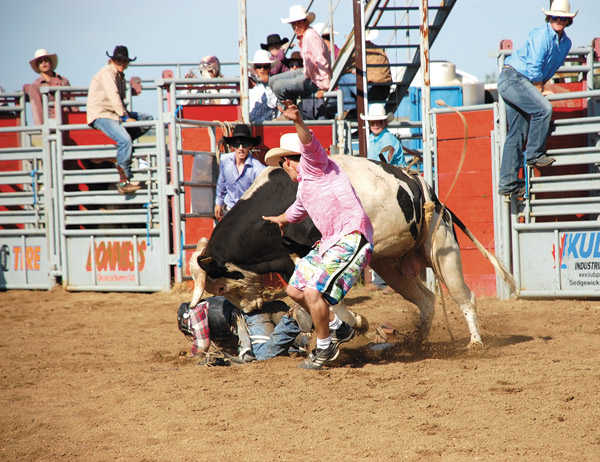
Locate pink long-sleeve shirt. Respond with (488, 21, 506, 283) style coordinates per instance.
(299, 27, 331, 90)
(27, 74, 75, 125)
(285, 132, 373, 254)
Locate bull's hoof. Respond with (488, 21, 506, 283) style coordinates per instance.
(467, 340, 484, 349)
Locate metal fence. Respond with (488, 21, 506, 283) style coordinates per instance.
(493, 41, 600, 298)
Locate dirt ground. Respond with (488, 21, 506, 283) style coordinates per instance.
(1, 286, 599, 462)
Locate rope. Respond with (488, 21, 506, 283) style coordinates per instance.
(29, 170, 38, 206)
(177, 230, 184, 268)
(429, 99, 469, 343)
(143, 202, 153, 249)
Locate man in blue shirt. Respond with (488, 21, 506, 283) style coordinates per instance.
(215, 124, 266, 220)
(361, 103, 406, 166)
(497, 0, 576, 196)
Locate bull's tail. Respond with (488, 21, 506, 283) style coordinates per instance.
(448, 208, 516, 294)
(416, 175, 516, 295)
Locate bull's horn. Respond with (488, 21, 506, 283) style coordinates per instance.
(189, 238, 209, 308)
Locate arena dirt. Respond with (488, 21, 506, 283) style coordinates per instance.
(1, 287, 599, 461)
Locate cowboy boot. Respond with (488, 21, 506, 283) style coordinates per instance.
(116, 165, 141, 195)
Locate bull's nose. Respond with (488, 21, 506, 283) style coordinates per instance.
(216, 286, 227, 295)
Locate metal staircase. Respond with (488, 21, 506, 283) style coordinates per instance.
(330, 0, 458, 114)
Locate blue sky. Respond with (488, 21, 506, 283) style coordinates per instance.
(1, 0, 597, 116)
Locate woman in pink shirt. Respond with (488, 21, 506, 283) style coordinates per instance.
(263, 100, 373, 370)
(25, 49, 77, 125)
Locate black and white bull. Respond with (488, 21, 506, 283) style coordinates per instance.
(189, 156, 515, 347)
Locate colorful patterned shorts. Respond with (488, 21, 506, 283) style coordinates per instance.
(289, 231, 373, 305)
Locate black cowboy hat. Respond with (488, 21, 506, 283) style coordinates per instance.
(223, 124, 261, 147)
(106, 45, 137, 62)
(283, 51, 303, 68)
(260, 34, 289, 51)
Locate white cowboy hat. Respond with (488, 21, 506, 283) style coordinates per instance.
(264, 133, 302, 166)
(365, 29, 379, 42)
(29, 49, 58, 73)
(281, 5, 316, 24)
(542, 0, 578, 18)
(360, 103, 393, 123)
(249, 49, 274, 66)
(312, 22, 338, 37)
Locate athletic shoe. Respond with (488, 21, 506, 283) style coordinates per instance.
(527, 154, 556, 167)
(331, 321, 355, 347)
(298, 343, 340, 370)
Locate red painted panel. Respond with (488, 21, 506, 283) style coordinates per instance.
(436, 110, 494, 140)
(62, 112, 114, 146)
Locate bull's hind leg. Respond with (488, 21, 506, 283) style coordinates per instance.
(424, 217, 482, 347)
(372, 262, 435, 344)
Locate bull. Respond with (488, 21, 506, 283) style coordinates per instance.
(189, 156, 515, 347)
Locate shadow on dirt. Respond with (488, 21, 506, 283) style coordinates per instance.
(336, 333, 535, 368)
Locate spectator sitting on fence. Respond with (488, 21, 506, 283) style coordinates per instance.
(177, 296, 312, 365)
(248, 50, 279, 123)
(214, 124, 266, 221)
(312, 23, 340, 61)
(261, 34, 290, 76)
(182, 55, 234, 105)
(25, 49, 78, 126)
(497, 0, 576, 197)
(364, 30, 393, 105)
(86, 45, 153, 195)
(269, 5, 331, 113)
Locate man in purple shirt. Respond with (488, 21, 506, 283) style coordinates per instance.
(215, 124, 265, 220)
(263, 100, 373, 370)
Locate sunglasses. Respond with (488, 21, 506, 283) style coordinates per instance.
(254, 64, 270, 70)
(231, 139, 252, 148)
(289, 61, 303, 68)
(278, 158, 286, 168)
(550, 15, 569, 21)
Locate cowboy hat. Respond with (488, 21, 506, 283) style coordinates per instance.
(223, 124, 261, 147)
(29, 49, 58, 74)
(260, 34, 289, 50)
(365, 29, 379, 42)
(282, 51, 303, 68)
(106, 45, 137, 62)
(360, 103, 394, 123)
(281, 5, 316, 24)
(312, 23, 338, 37)
(542, 0, 577, 18)
(249, 50, 274, 66)
(264, 133, 302, 166)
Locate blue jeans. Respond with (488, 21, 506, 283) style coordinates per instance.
(497, 66, 552, 192)
(269, 69, 319, 102)
(243, 313, 300, 361)
(92, 112, 153, 179)
(338, 73, 357, 112)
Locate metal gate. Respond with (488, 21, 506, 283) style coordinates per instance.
(493, 40, 600, 297)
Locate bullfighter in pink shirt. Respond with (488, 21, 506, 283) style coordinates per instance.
(263, 100, 373, 369)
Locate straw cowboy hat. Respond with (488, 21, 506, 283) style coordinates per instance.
(542, 0, 578, 18)
(260, 34, 289, 50)
(29, 49, 58, 73)
(223, 124, 261, 147)
(281, 5, 316, 24)
(360, 103, 394, 123)
(106, 45, 137, 62)
(249, 50, 274, 67)
(264, 133, 302, 166)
